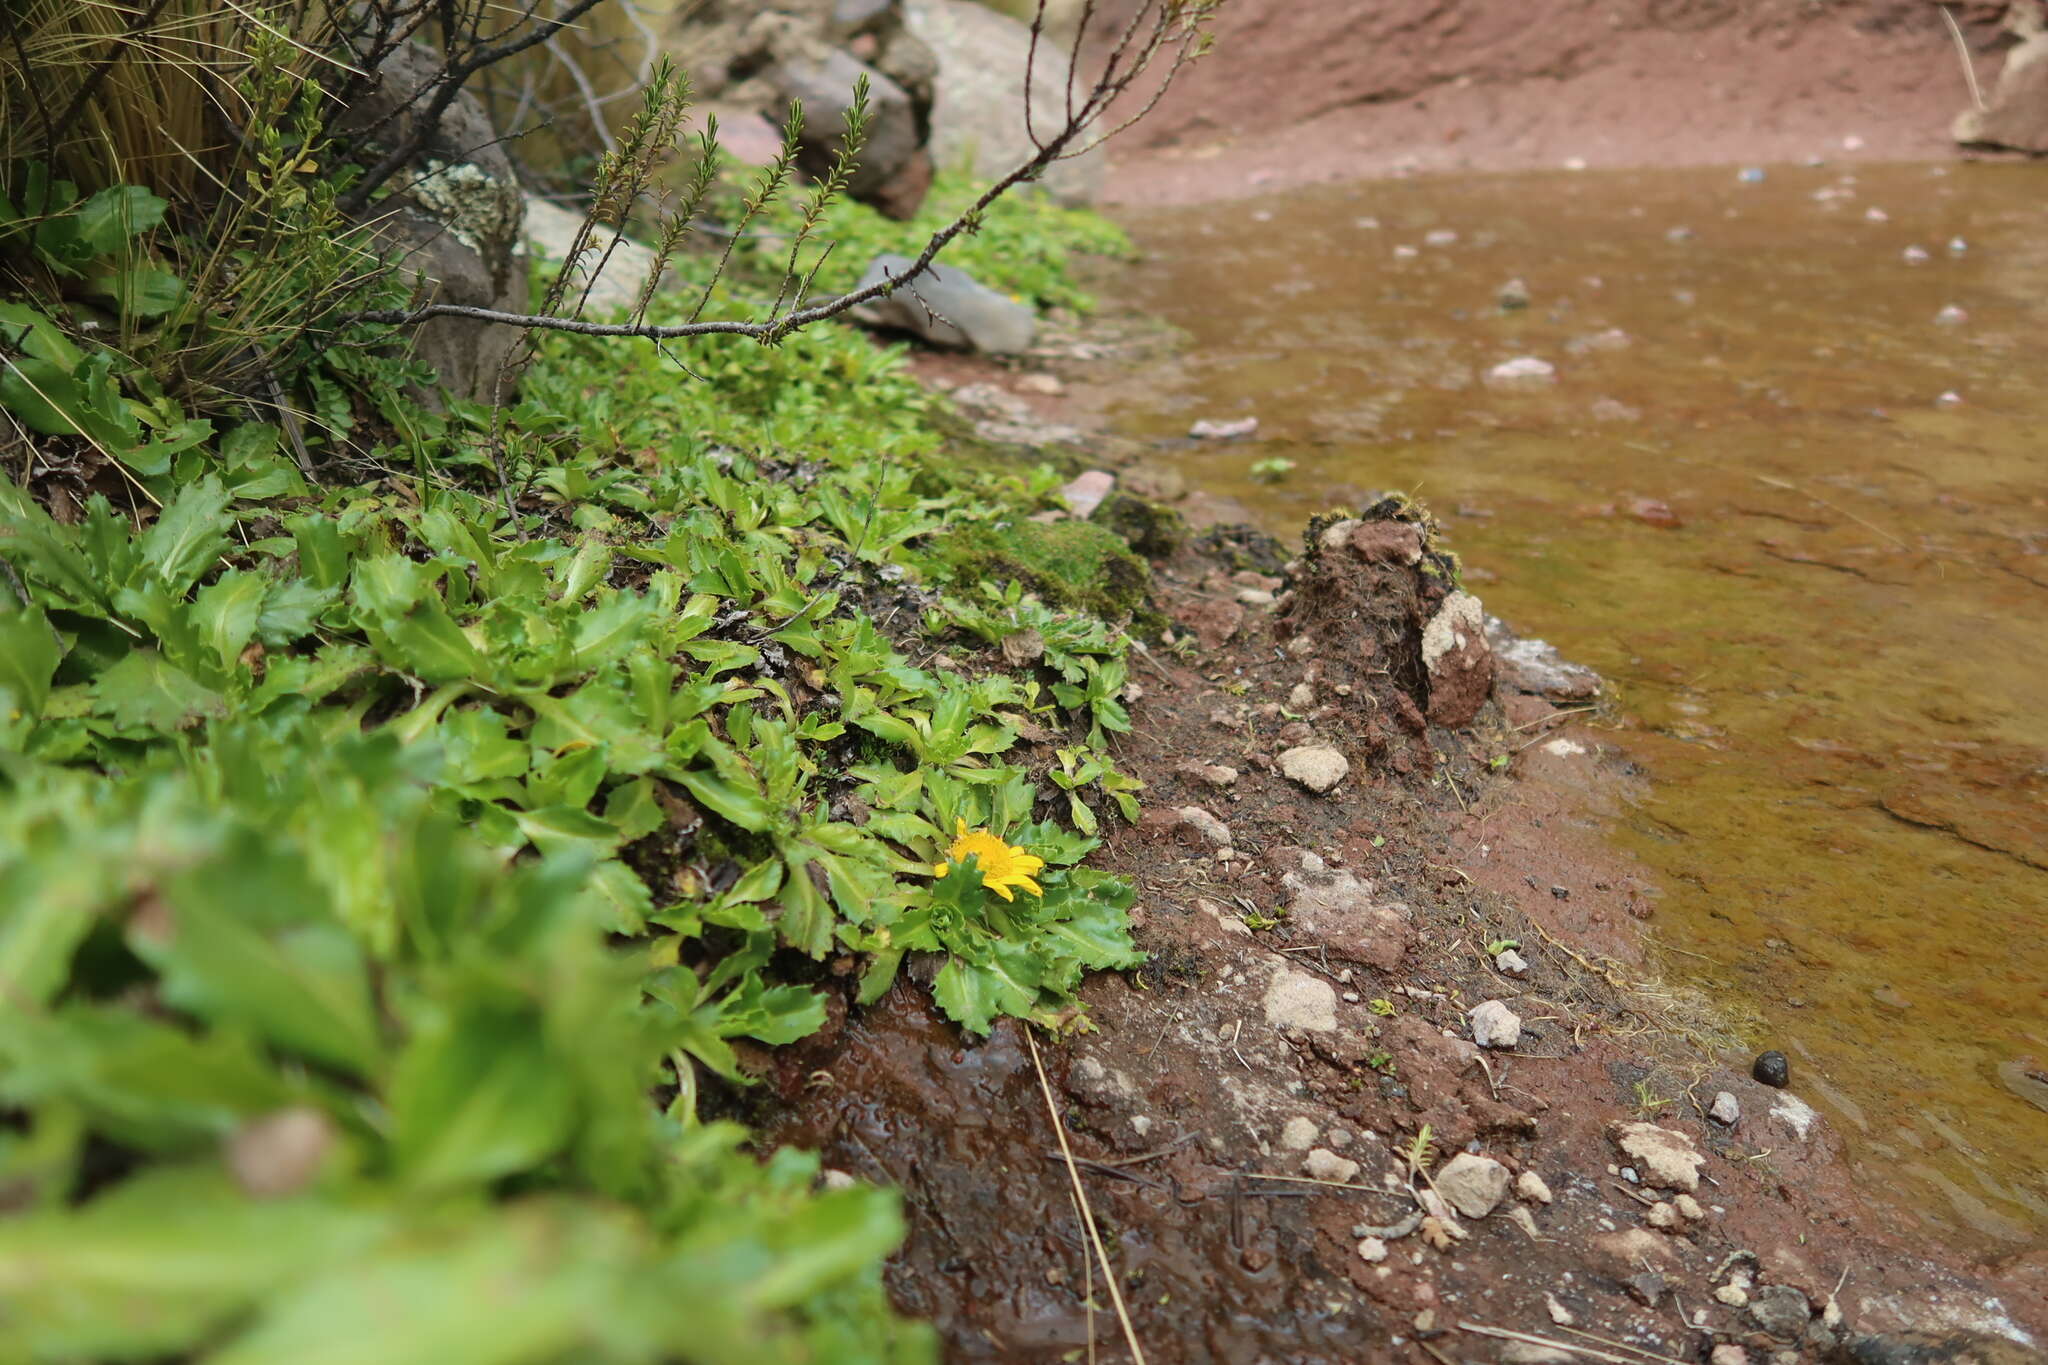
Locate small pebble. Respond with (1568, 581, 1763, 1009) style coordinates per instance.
(1753, 1050, 1790, 1087)
(1902, 245, 1930, 264)
(1709, 1091, 1741, 1125)
(1935, 304, 1968, 326)
(1948, 236, 1968, 254)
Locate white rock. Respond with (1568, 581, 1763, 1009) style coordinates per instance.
(1516, 1170, 1554, 1204)
(1674, 1193, 1705, 1221)
(1189, 416, 1259, 440)
(1278, 745, 1349, 794)
(1263, 967, 1338, 1032)
(1903, 244, 1931, 264)
(1935, 304, 1969, 326)
(819, 1168, 859, 1191)
(1279, 1116, 1321, 1151)
(1613, 1122, 1705, 1192)
(1287, 682, 1315, 710)
(1544, 1292, 1576, 1326)
(1709, 1091, 1741, 1125)
(1647, 1201, 1680, 1231)
(1058, 470, 1115, 518)
(1495, 949, 1530, 976)
(1716, 1283, 1751, 1308)
(1469, 999, 1523, 1049)
(1356, 1236, 1389, 1263)
(1174, 806, 1233, 849)
(1770, 1092, 1820, 1140)
(1303, 1148, 1361, 1183)
(1485, 356, 1558, 389)
(1435, 1153, 1512, 1219)
(1712, 1345, 1749, 1365)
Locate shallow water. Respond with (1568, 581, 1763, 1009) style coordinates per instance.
(1098, 162, 2048, 1248)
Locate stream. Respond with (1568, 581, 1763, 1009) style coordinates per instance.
(1096, 161, 2048, 1251)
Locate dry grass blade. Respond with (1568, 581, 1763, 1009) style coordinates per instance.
(1026, 1028, 1147, 1365)
(1456, 1321, 1661, 1365)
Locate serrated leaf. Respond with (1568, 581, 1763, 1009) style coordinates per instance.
(136, 476, 231, 594)
(931, 939, 1044, 1037)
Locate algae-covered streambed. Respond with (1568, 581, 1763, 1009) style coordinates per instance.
(1098, 162, 2048, 1248)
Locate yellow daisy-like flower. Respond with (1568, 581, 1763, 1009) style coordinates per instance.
(932, 818, 1045, 902)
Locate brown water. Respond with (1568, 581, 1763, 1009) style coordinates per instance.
(1098, 162, 2048, 1249)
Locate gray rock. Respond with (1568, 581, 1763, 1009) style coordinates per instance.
(1263, 967, 1337, 1032)
(845, 252, 1036, 353)
(1485, 616, 1602, 701)
(1747, 1284, 1812, 1339)
(1434, 1153, 1511, 1219)
(1494, 948, 1530, 976)
(771, 47, 921, 200)
(1710, 1090, 1741, 1125)
(1278, 745, 1348, 794)
(902, 0, 1105, 204)
(1174, 806, 1233, 850)
(1470, 999, 1522, 1049)
(1611, 1121, 1705, 1192)
(1303, 1147, 1361, 1183)
(522, 197, 665, 318)
(1278, 1115, 1320, 1151)
(340, 42, 528, 405)
(1497, 278, 1531, 310)
(1953, 6, 2048, 154)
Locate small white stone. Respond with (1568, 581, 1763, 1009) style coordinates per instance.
(1264, 967, 1339, 1032)
(820, 1168, 859, 1191)
(1278, 745, 1349, 794)
(1495, 949, 1530, 976)
(1716, 1284, 1751, 1309)
(1131, 1115, 1153, 1137)
(1304, 1148, 1362, 1183)
(1435, 1153, 1512, 1218)
(1287, 682, 1316, 710)
(1545, 1292, 1575, 1326)
(1647, 1201, 1680, 1231)
(1709, 1091, 1741, 1125)
(1712, 1346, 1749, 1365)
(1470, 999, 1523, 1049)
(1279, 1116, 1321, 1151)
(1674, 1193, 1705, 1221)
(1356, 1236, 1389, 1263)
(1903, 244, 1930, 264)
(1516, 1171, 1554, 1205)
(1174, 806, 1233, 849)
(1486, 356, 1557, 389)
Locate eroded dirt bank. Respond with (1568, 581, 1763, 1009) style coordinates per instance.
(749, 484, 2048, 1359)
(1099, 0, 2002, 205)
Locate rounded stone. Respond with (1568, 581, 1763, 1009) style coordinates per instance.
(1752, 1050, 1791, 1088)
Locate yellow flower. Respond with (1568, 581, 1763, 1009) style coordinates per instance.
(932, 818, 1045, 902)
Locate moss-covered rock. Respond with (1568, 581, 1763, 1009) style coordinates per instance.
(1090, 492, 1186, 562)
(937, 518, 1149, 619)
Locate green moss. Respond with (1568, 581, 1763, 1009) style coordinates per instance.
(1090, 492, 1185, 562)
(937, 518, 1149, 619)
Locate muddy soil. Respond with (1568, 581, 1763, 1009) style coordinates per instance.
(748, 493, 2048, 1360)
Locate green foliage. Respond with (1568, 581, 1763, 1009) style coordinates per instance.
(738, 170, 1134, 314)
(1, 147, 1146, 1356)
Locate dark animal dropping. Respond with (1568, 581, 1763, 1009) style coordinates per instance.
(1753, 1050, 1790, 1088)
